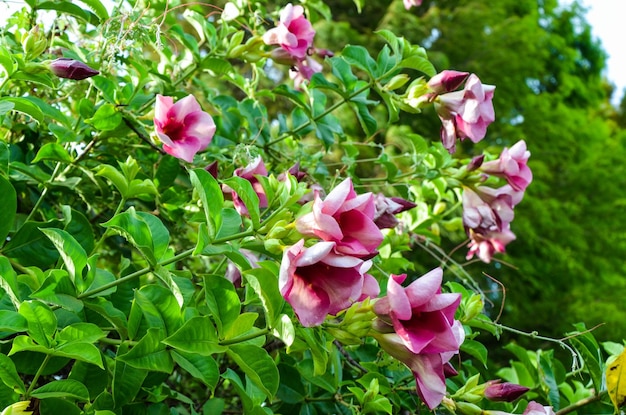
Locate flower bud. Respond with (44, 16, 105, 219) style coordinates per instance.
(385, 74, 410, 91)
(428, 70, 469, 94)
(484, 380, 529, 402)
(49, 58, 99, 80)
(467, 154, 485, 172)
(455, 401, 483, 415)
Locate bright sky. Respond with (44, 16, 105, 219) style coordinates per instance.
(567, 0, 626, 106)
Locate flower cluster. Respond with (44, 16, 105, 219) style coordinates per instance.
(371, 268, 464, 409)
(263, 3, 330, 87)
(425, 70, 496, 153)
(462, 140, 531, 262)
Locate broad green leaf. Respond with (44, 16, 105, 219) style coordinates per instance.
(30, 270, 83, 312)
(460, 339, 488, 367)
(112, 345, 147, 407)
(22, 96, 71, 127)
(83, 298, 128, 339)
(9, 335, 53, 355)
(226, 344, 279, 398)
(102, 207, 157, 265)
(223, 313, 261, 342)
(0, 311, 27, 333)
(162, 316, 226, 355)
(0, 175, 16, 247)
(61, 207, 95, 255)
(341, 45, 377, 77)
(77, 0, 109, 20)
(31, 379, 89, 401)
(31, 143, 74, 164)
(539, 352, 560, 410)
(0, 97, 44, 123)
(171, 351, 219, 391)
(3, 220, 61, 268)
(153, 266, 184, 308)
(190, 168, 224, 240)
(243, 267, 283, 326)
(53, 343, 104, 368)
(40, 228, 87, 292)
(95, 164, 128, 197)
(56, 323, 105, 344)
(222, 176, 261, 228)
(117, 328, 173, 373)
(271, 314, 295, 348)
(0, 257, 20, 308)
(204, 276, 241, 336)
(0, 46, 15, 76)
(277, 364, 305, 404)
(0, 354, 25, 394)
(569, 323, 603, 392)
(68, 361, 108, 401)
(298, 328, 329, 376)
(132, 285, 182, 336)
(18, 301, 57, 348)
(37, 1, 99, 24)
(399, 55, 436, 77)
(215, 208, 243, 239)
(38, 398, 81, 415)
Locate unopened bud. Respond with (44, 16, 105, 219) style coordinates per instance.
(49, 58, 99, 80)
(467, 154, 485, 172)
(484, 380, 529, 402)
(428, 70, 469, 94)
(385, 74, 410, 91)
(455, 401, 483, 415)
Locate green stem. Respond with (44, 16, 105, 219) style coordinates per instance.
(265, 82, 374, 148)
(23, 162, 63, 223)
(25, 354, 51, 398)
(555, 392, 604, 415)
(219, 328, 270, 346)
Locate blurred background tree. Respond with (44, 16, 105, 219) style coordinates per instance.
(313, 0, 626, 342)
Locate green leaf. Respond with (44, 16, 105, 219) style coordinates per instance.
(30, 270, 83, 312)
(271, 314, 295, 348)
(85, 103, 122, 131)
(40, 228, 87, 292)
(102, 207, 157, 265)
(0, 310, 27, 333)
(68, 361, 108, 401)
(0, 100, 15, 115)
(77, 0, 109, 20)
(53, 342, 104, 369)
(277, 364, 305, 404)
(222, 176, 261, 228)
(539, 352, 560, 410)
(37, 1, 99, 24)
(204, 276, 241, 336)
(341, 45, 377, 77)
(112, 345, 147, 407)
(243, 267, 283, 325)
(0, 97, 44, 123)
(132, 285, 182, 337)
(162, 316, 226, 355)
(153, 266, 184, 308)
(399, 55, 436, 77)
(95, 164, 128, 197)
(83, 298, 128, 339)
(460, 339, 488, 367)
(117, 328, 173, 373)
(171, 351, 219, 391)
(0, 46, 15, 76)
(56, 323, 105, 344)
(226, 344, 279, 399)
(39, 398, 81, 415)
(31, 379, 89, 401)
(31, 142, 74, 164)
(0, 175, 16, 247)
(18, 301, 57, 348)
(0, 354, 25, 394)
(0, 257, 20, 309)
(569, 324, 603, 392)
(135, 212, 170, 262)
(190, 168, 224, 240)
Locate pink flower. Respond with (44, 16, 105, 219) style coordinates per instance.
(263, 3, 315, 60)
(463, 186, 522, 263)
(231, 156, 268, 216)
(279, 240, 379, 327)
(484, 380, 529, 402)
(481, 140, 532, 191)
(523, 402, 556, 415)
(289, 55, 323, 89)
(371, 269, 463, 409)
(403, 0, 423, 9)
(154, 95, 216, 163)
(428, 70, 469, 95)
(49, 58, 99, 80)
(435, 74, 495, 152)
(373, 269, 462, 356)
(373, 194, 417, 229)
(296, 178, 383, 258)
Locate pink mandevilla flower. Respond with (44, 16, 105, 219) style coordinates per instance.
(403, 0, 423, 10)
(435, 74, 495, 152)
(231, 156, 268, 217)
(523, 402, 556, 415)
(463, 185, 523, 263)
(481, 140, 533, 191)
(372, 268, 464, 409)
(279, 240, 379, 327)
(428, 70, 469, 95)
(154, 95, 216, 163)
(263, 3, 315, 60)
(296, 178, 383, 258)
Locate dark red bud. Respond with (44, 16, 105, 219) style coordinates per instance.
(484, 380, 530, 402)
(49, 58, 99, 80)
(467, 154, 485, 172)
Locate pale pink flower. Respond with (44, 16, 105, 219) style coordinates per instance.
(403, 0, 423, 9)
(373, 194, 417, 229)
(523, 402, 556, 415)
(296, 178, 383, 258)
(231, 156, 268, 217)
(279, 240, 379, 327)
(263, 3, 315, 60)
(466, 228, 516, 263)
(435, 74, 495, 152)
(481, 140, 532, 191)
(154, 95, 216, 163)
(289, 55, 323, 88)
(371, 269, 464, 409)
